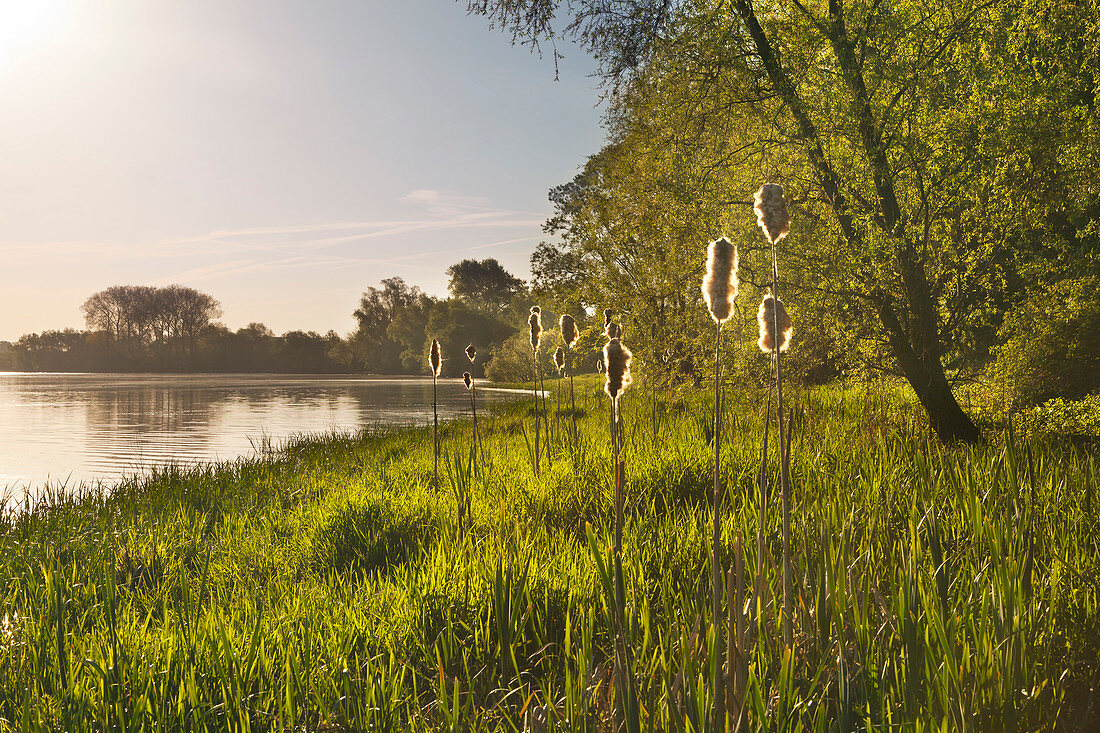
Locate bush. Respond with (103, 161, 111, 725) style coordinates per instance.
(990, 277, 1100, 406)
(484, 328, 564, 384)
(1023, 395, 1100, 439)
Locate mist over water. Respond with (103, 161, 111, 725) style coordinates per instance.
(0, 373, 517, 493)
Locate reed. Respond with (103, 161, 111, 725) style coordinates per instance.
(603, 332, 639, 733)
(430, 338, 442, 489)
(701, 235, 739, 729)
(463, 371, 479, 478)
(465, 345, 481, 464)
(554, 346, 566, 446)
(529, 308, 543, 474)
(754, 182, 794, 648)
(560, 314, 580, 450)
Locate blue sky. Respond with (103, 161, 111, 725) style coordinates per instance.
(0, 0, 604, 340)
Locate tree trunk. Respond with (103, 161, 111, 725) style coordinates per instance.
(876, 299, 981, 444)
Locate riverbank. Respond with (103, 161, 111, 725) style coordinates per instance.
(1, 381, 1097, 729)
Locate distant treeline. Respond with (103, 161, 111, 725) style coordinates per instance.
(0, 260, 600, 378)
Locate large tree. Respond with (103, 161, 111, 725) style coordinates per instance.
(351, 277, 426, 373)
(446, 258, 526, 312)
(467, 0, 1099, 442)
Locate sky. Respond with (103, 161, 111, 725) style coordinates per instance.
(0, 0, 605, 341)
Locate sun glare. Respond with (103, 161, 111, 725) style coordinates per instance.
(0, 0, 72, 71)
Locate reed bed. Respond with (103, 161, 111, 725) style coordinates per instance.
(0, 380, 1096, 731)
(2, 378, 1091, 726)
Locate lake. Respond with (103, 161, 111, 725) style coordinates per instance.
(0, 373, 520, 495)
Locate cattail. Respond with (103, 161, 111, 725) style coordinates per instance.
(604, 330, 640, 729)
(597, 358, 605, 373)
(757, 294, 793, 353)
(465, 344, 477, 362)
(531, 305, 541, 315)
(429, 338, 442, 377)
(753, 183, 791, 244)
(701, 237, 740, 728)
(560, 314, 578, 348)
(463, 372, 472, 390)
(603, 338, 633, 400)
(606, 322, 620, 339)
(702, 237, 739, 324)
(429, 338, 442, 488)
(555, 346, 565, 374)
(529, 310, 543, 351)
(604, 308, 613, 327)
(560, 315, 580, 449)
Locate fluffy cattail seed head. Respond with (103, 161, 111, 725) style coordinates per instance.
(757, 294, 793, 353)
(603, 308, 613, 327)
(597, 358, 605, 373)
(753, 184, 791, 244)
(465, 344, 476, 362)
(559, 315, 578, 348)
(529, 311, 543, 351)
(603, 338, 633, 399)
(429, 338, 442, 377)
(554, 346, 565, 373)
(606, 322, 620, 339)
(701, 237, 739, 324)
(463, 372, 472, 390)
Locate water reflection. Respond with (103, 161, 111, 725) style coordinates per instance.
(0, 374, 520, 493)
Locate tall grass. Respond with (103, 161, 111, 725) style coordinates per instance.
(0, 382, 1097, 730)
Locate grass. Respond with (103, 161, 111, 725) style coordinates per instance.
(0, 378, 1097, 730)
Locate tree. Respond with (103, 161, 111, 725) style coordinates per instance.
(352, 277, 426, 373)
(446, 258, 526, 312)
(466, 0, 1100, 442)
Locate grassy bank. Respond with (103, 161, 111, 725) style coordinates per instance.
(1, 380, 1097, 730)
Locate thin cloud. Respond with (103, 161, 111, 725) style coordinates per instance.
(2, 188, 549, 288)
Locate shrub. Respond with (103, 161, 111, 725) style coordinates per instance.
(484, 328, 563, 383)
(1023, 395, 1100, 439)
(990, 277, 1100, 406)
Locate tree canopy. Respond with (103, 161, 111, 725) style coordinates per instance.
(471, 0, 1100, 441)
(446, 258, 526, 312)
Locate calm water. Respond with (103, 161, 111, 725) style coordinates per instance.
(0, 373, 520, 493)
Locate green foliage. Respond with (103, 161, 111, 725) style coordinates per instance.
(488, 0, 1100, 440)
(991, 277, 1100, 406)
(446, 258, 525, 312)
(1024, 395, 1100, 439)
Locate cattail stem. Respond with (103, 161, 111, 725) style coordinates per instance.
(567, 349, 578, 451)
(711, 321, 725, 732)
(771, 244, 792, 649)
(469, 383, 480, 476)
(540, 361, 552, 465)
(532, 350, 541, 474)
(757, 383, 774, 628)
(728, 533, 745, 731)
(611, 397, 639, 733)
(432, 372, 439, 489)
